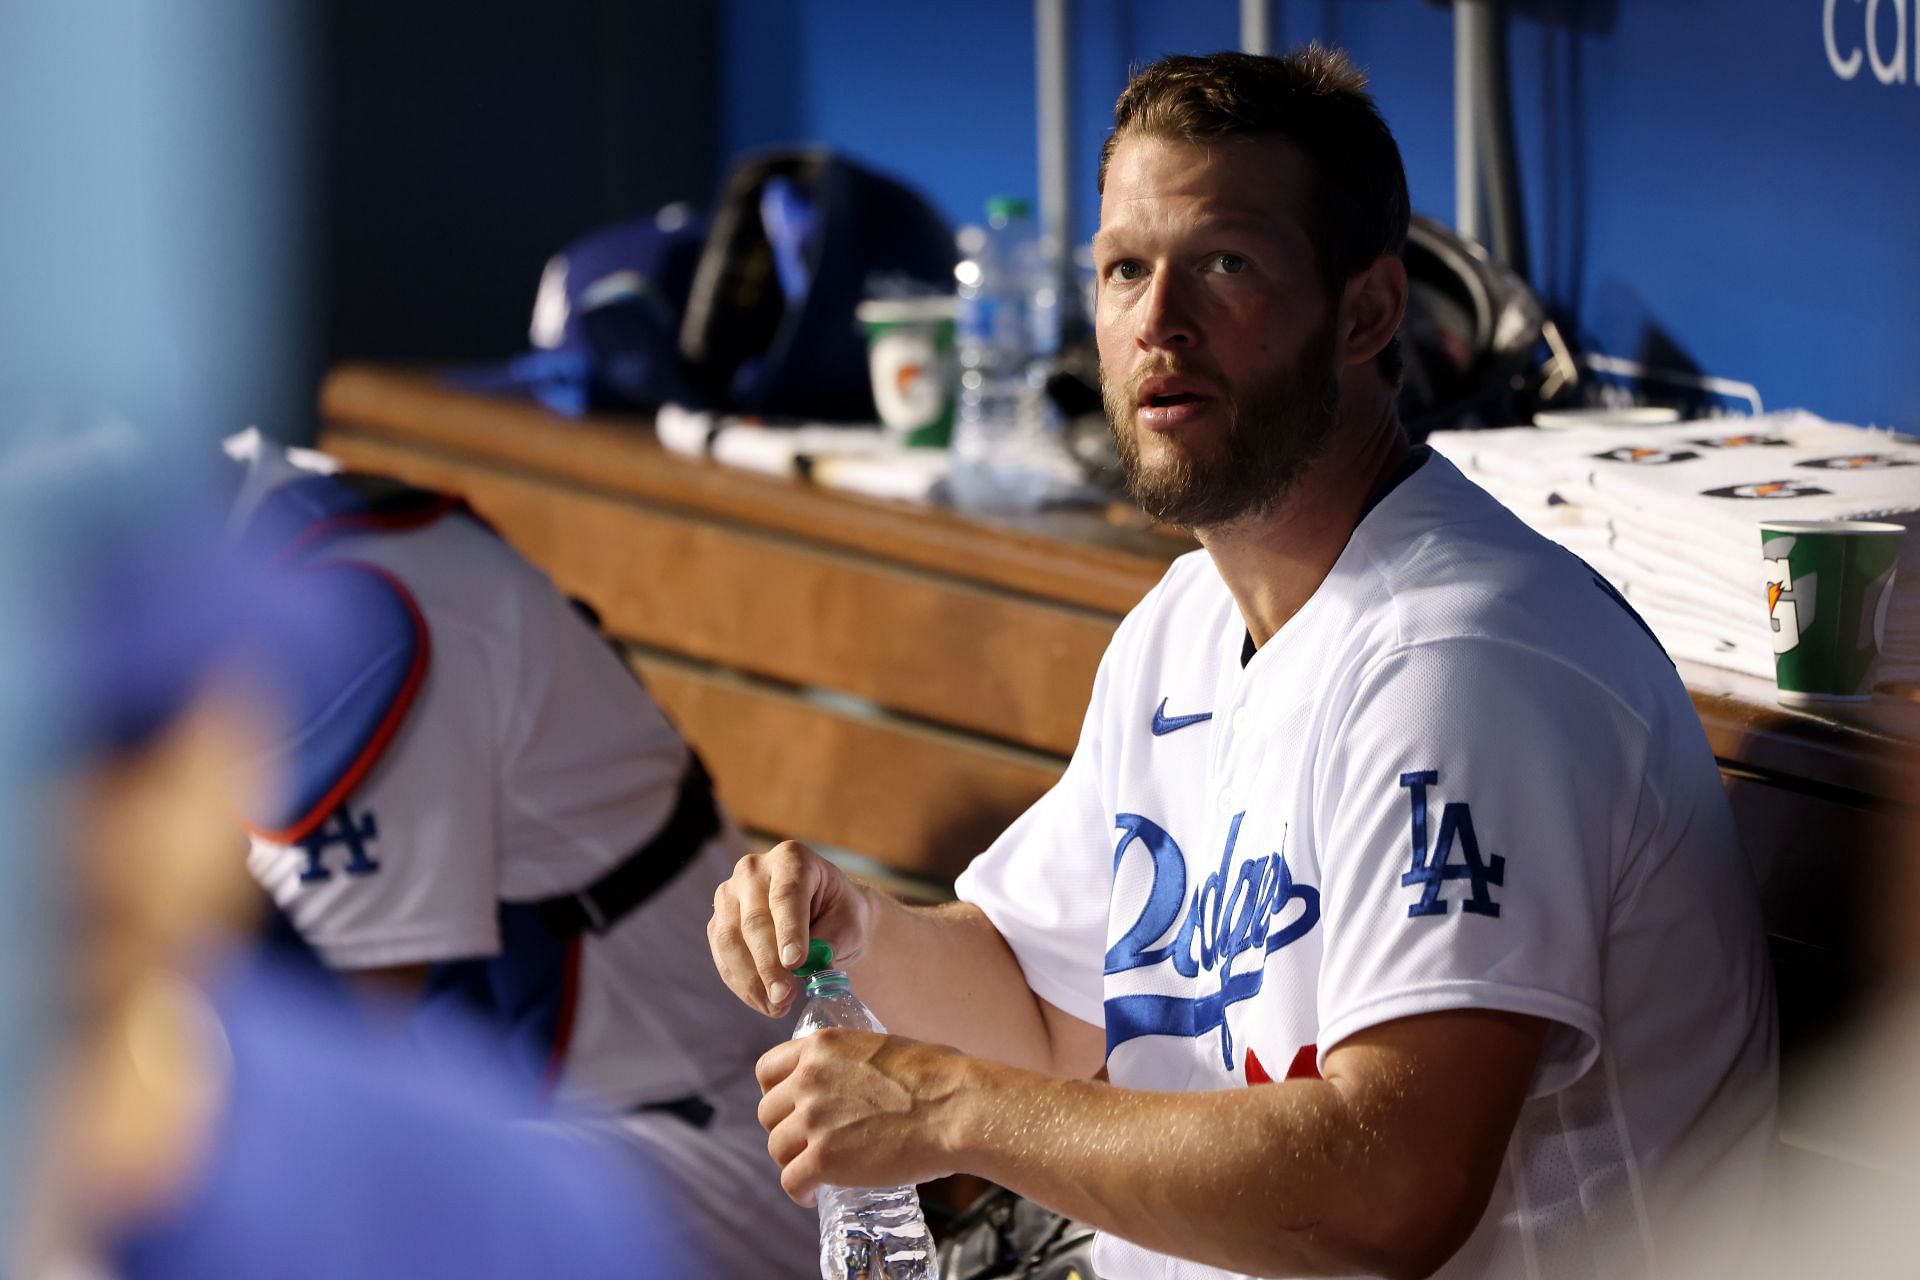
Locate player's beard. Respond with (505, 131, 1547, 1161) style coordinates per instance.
(1103, 315, 1342, 530)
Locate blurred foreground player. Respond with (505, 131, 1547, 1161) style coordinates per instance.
(224, 429, 815, 1275)
(1, 418, 709, 1278)
(710, 48, 1777, 1280)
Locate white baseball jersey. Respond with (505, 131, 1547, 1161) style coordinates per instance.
(234, 439, 816, 1276)
(957, 449, 1777, 1280)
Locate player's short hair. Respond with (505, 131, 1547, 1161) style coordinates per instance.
(1098, 47, 1411, 387)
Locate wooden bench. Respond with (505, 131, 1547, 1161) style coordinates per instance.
(319, 362, 1920, 1181)
(319, 364, 1192, 895)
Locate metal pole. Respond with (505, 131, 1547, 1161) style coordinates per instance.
(1454, 0, 1488, 244)
(1035, 0, 1074, 312)
(1473, 0, 1527, 276)
(1240, 0, 1272, 56)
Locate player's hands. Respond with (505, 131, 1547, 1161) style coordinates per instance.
(708, 840, 873, 1017)
(756, 1029, 968, 1205)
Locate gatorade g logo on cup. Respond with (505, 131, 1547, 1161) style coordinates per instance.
(1759, 521, 1904, 706)
(871, 330, 949, 435)
(1761, 554, 1813, 656)
(856, 297, 957, 448)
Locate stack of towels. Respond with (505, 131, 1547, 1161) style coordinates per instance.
(1428, 412, 1920, 689)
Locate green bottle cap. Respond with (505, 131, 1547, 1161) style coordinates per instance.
(792, 938, 834, 978)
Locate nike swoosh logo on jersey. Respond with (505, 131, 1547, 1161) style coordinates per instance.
(1150, 697, 1212, 735)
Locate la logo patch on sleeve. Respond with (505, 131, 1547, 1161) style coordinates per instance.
(298, 804, 382, 883)
(1398, 771, 1503, 918)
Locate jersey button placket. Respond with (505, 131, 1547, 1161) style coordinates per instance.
(1209, 630, 1251, 821)
(1211, 699, 1241, 815)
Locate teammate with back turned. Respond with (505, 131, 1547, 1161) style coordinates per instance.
(709, 47, 1776, 1280)
(226, 431, 817, 1277)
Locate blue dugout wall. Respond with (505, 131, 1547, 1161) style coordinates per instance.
(719, 1, 1920, 431)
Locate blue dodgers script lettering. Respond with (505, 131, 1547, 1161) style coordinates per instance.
(1103, 813, 1320, 1068)
(1398, 771, 1503, 918)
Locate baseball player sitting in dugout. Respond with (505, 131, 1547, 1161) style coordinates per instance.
(221, 430, 816, 1276)
(709, 47, 1777, 1280)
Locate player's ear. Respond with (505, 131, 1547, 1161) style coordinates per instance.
(1336, 254, 1407, 370)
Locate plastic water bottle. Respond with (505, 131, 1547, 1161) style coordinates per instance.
(791, 940, 941, 1280)
(949, 196, 1063, 515)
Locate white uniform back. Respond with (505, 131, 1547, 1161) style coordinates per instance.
(958, 450, 1777, 1280)
(237, 442, 815, 1275)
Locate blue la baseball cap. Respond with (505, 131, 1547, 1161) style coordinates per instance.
(443, 204, 710, 417)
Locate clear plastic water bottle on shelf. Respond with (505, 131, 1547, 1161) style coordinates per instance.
(949, 196, 1065, 515)
(791, 939, 941, 1280)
